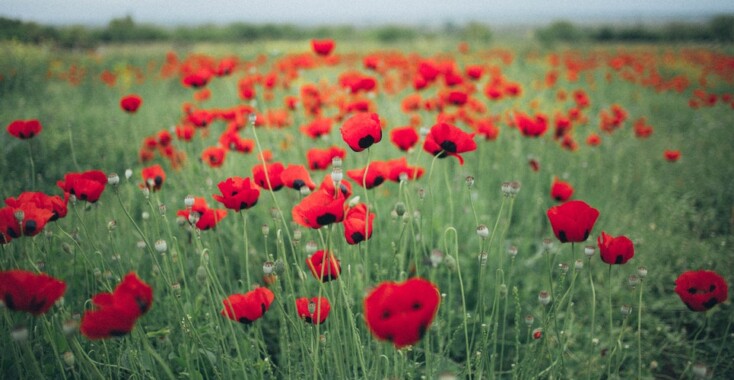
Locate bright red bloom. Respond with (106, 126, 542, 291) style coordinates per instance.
(252, 162, 285, 191)
(597, 232, 635, 265)
(465, 65, 484, 80)
(319, 175, 352, 199)
(311, 39, 335, 56)
(201, 146, 227, 168)
(344, 203, 375, 245)
(295, 296, 331, 325)
(546, 200, 600, 243)
(473, 119, 499, 141)
(364, 277, 440, 348)
(141, 164, 166, 192)
(0, 270, 66, 315)
(281, 164, 316, 191)
(586, 133, 601, 146)
(0, 203, 53, 238)
(674, 270, 728, 312)
(422, 122, 477, 165)
(664, 150, 681, 162)
(176, 197, 227, 230)
(57, 170, 107, 203)
(389, 126, 420, 152)
(219, 129, 254, 153)
(292, 189, 345, 229)
(515, 112, 548, 138)
(7, 119, 42, 140)
(347, 161, 390, 189)
(221, 287, 275, 324)
(340, 113, 382, 152)
(182, 70, 211, 88)
(306, 147, 346, 170)
(213, 177, 260, 211)
(5, 191, 67, 221)
(176, 124, 196, 141)
(550, 177, 574, 202)
(306, 250, 341, 282)
(0, 207, 18, 243)
(300, 118, 333, 139)
(120, 94, 142, 113)
(385, 157, 424, 182)
(80, 273, 152, 339)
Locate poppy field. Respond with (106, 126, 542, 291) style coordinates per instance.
(1, 37, 734, 379)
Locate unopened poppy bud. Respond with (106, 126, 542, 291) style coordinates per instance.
(13, 210, 24, 223)
(248, 113, 257, 125)
(62, 319, 78, 335)
(637, 266, 648, 278)
(155, 239, 167, 253)
(93, 268, 101, 277)
(171, 282, 181, 298)
(107, 173, 120, 186)
(692, 363, 708, 378)
(628, 274, 640, 288)
(184, 195, 195, 208)
(196, 266, 207, 283)
(538, 290, 551, 305)
(532, 328, 543, 340)
(584, 245, 595, 257)
(575, 259, 584, 270)
(330, 167, 343, 183)
(476, 225, 489, 239)
(63, 351, 75, 367)
(394, 202, 406, 216)
(558, 262, 569, 274)
(263, 261, 275, 274)
(141, 187, 150, 199)
(107, 220, 117, 231)
(261, 224, 270, 237)
(620, 304, 632, 316)
(430, 249, 444, 267)
(444, 255, 456, 270)
(478, 251, 488, 267)
(507, 246, 518, 257)
(306, 241, 318, 254)
(125, 169, 133, 180)
(524, 314, 535, 325)
(499, 284, 508, 298)
(136, 240, 146, 249)
(11, 325, 28, 342)
(269, 207, 280, 220)
(142, 211, 150, 221)
(542, 238, 554, 252)
(331, 156, 342, 168)
(465, 176, 475, 188)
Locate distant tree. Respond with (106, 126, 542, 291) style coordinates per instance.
(709, 15, 734, 41)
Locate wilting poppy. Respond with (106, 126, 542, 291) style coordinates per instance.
(80, 273, 152, 339)
(221, 287, 275, 324)
(364, 277, 440, 348)
(597, 232, 634, 265)
(664, 150, 681, 162)
(281, 164, 316, 191)
(292, 189, 345, 229)
(346, 161, 389, 189)
(141, 164, 166, 192)
(311, 39, 335, 56)
(306, 250, 341, 282)
(422, 122, 477, 165)
(252, 162, 285, 191)
(57, 170, 107, 203)
(389, 126, 420, 152)
(295, 296, 331, 325)
(385, 157, 424, 182)
(343, 203, 375, 245)
(550, 177, 574, 202)
(176, 196, 227, 230)
(120, 94, 142, 113)
(306, 147, 346, 171)
(7, 119, 42, 140)
(300, 118, 333, 139)
(0, 270, 66, 315)
(674, 270, 728, 312)
(5, 191, 67, 222)
(546, 200, 600, 243)
(340, 113, 382, 152)
(213, 177, 260, 211)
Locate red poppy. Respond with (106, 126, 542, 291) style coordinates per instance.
(176, 124, 196, 141)
(0, 203, 53, 238)
(422, 122, 477, 165)
(252, 162, 285, 191)
(597, 232, 635, 265)
(182, 70, 211, 88)
(586, 133, 601, 146)
(219, 130, 254, 153)
(306, 147, 346, 171)
(0, 270, 66, 315)
(292, 189, 345, 229)
(311, 39, 335, 56)
(664, 150, 681, 162)
(176, 197, 228, 230)
(300, 118, 333, 139)
(550, 177, 574, 202)
(141, 164, 166, 192)
(344, 203, 375, 245)
(306, 250, 341, 282)
(281, 164, 316, 191)
(473, 119, 499, 141)
(5, 191, 67, 221)
(389, 126, 420, 152)
(515, 112, 548, 138)
(319, 175, 352, 199)
(364, 277, 440, 348)
(201, 146, 227, 168)
(120, 94, 142, 113)
(340, 113, 382, 152)
(546, 200, 600, 243)
(7, 119, 42, 140)
(57, 170, 107, 203)
(80, 273, 152, 339)
(346, 161, 390, 189)
(385, 157, 424, 182)
(221, 287, 275, 324)
(674, 270, 728, 312)
(295, 296, 331, 325)
(213, 177, 260, 211)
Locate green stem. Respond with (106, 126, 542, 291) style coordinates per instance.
(445, 227, 471, 379)
(607, 264, 614, 379)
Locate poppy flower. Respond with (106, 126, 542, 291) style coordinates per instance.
(57, 170, 107, 203)
(0, 207, 18, 243)
(664, 150, 681, 162)
(586, 133, 601, 146)
(364, 277, 440, 348)
(176, 197, 228, 230)
(597, 232, 634, 265)
(176, 124, 196, 141)
(213, 177, 260, 211)
(292, 189, 345, 229)
(301, 118, 333, 139)
(319, 175, 352, 199)
(295, 296, 331, 325)
(0, 204, 53, 238)
(141, 164, 166, 192)
(221, 287, 275, 324)
(7, 119, 42, 140)
(182, 70, 211, 88)
(306, 250, 341, 282)
(281, 164, 316, 191)
(515, 112, 548, 138)
(306, 147, 346, 171)
(473, 119, 499, 141)
(546, 200, 600, 243)
(674, 270, 728, 312)
(201, 146, 227, 168)
(389, 126, 420, 152)
(252, 162, 285, 191)
(219, 130, 254, 153)
(80, 273, 152, 339)
(120, 94, 142, 113)
(344, 203, 375, 245)
(385, 157, 424, 182)
(5, 191, 67, 221)
(311, 39, 335, 56)
(340, 112, 382, 152)
(0, 270, 66, 315)
(550, 177, 574, 202)
(346, 161, 390, 189)
(422, 122, 477, 165)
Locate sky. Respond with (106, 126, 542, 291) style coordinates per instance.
(3, 0, 734, 27)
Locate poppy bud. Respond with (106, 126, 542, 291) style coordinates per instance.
(293, 229, 302, 242)
(476, 225, 489, 239)
(142, 211, 150, 221)
(637, 266, 648, 278)
(524, 314, 535, 326)
(542, 238, 554, 252)
(507, 246, 518, 257)
(184, 195, 195, 208)
(394, 202, 406, 216)
(11, 325, 28, 342)
(196, 266, 208, 283)
(509, 181, 521, 196)
(538, 290, 551, 305)
(263, 261, 274, 275)
(331, 157, 342, 168)
(417, 188, 426, 200)
(62, 319, 78, 335)
(575, 259, 584, 270)
(155, 239, 167, 253)
(299, 186, 311, 196)
(274, 259, 285, 275)
(499, 284, 508, 298)
(558, 263, 569, 274)
(125, 169, 133, 180)
(584, 245, 596, 257)
(107, 173, 120, 186)
(63, 351, 75, 367)
(171, 282, 181, 298)
(306, 241, 318, 254)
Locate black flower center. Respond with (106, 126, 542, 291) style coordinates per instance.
(316, 213, 336, 226)
(358, 135, 375, 149)
(440, 140, 457, 153)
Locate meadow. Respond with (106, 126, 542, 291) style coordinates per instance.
(1, 36, 733, 379)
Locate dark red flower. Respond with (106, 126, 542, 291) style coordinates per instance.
(213, 177, 260, 211)
(176, 197, 228, 230)
(344, 203, 375, 245)
(389, 126, 420, 152)
(597, 232, 634, 265)
(301, 118, 333, 139)
(546, 200, 600, 243)
(295, 296, 331, 324)
(306, 250, 341, 282)
(385, 157, 424, 182)
(551, 177, 574, 202)
(292, 189, 345, 229)
(57, 170, 107, 203)
(347, 161, 390, 189)
(364, 277, 440, 348)
(340, 112, 382, 152)
(311, 39, 335, 56)
(674, 270, 728, 312)
(0, 270, 66, 315)
(306, 147, 346, 171)
(664, 150, 681, 162)
(252, 162, 285, 191)
(5, 191, 67, 221)
(422, 122, 477, 165)
(529, 158, 540, 172)
(80, 273, 153, 339)
(7, 119, 42, 140)
(141, 164, 166, 192)
(281, 164, 316, 191)
(221, 287, 275, 324)
(120, 94, 142, 113)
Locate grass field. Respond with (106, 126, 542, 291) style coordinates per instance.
(1, 37, 733, 379)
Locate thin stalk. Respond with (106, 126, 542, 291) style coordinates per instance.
(607, 264, 614, 379)
(444, 227, 471, 379)
(637, 279, 644, 379)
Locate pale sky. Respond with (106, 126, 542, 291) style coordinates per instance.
(3, 0, 734, 26)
